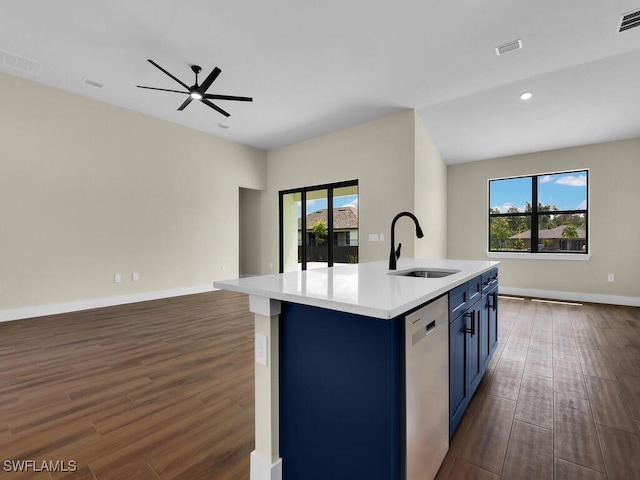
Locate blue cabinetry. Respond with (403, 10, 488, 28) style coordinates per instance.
(482, 269, 499, 364)
(449, 268, 498, 436)
(279, 302, 402, 480)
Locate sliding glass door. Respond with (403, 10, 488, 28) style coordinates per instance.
(280, 180, 358, 272)
(281, 191, 302, 273)
(305, 189, 329, 269)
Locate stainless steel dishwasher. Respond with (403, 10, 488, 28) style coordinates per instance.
(404, 294, 449, 480)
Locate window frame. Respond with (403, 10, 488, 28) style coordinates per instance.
(487, 169, 589, 259)
(279, 179, 358, 272)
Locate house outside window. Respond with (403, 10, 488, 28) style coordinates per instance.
(280, 180, 358, 272)
(489, 170, 588, 254)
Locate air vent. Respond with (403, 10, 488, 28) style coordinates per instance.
(0, 49, 42, 75)
(619, 9, 640, 32)
(495, 39, 522, 56)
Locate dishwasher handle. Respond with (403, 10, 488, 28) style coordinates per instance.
(410, 312, 445, 347)
(463, 310, 475, 337)
(425, 319, 436, 333)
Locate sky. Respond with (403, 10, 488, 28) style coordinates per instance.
(490, 171, 587, 212)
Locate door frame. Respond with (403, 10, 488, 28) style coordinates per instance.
(279, 180, 358, 273)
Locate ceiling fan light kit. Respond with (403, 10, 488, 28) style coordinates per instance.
(136, 59, 252, 117)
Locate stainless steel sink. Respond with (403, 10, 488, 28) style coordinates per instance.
(390, 268, 460, 278)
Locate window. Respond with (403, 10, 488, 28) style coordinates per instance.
(280, 180, 358, 272)
(489, 170, 588, 254)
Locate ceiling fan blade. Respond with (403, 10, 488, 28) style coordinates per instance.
(147, 59, 191, 91)
(137, 85, 189, 94)
(204, 94, 253, 102)
(177, 96, 194, 111)
(200, 67, 222, 94)
(201, 99, 230, 117)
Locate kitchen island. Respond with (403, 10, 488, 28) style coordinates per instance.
(214, 258, 499, 480)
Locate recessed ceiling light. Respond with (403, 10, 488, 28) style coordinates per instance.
(217, 123, 230, 129)
(82, 77, 104, 89)
(520, 91, 533, 101)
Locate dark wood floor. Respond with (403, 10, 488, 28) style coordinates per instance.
(0, 290, 255, 480)
(1, 292, 639, 479)
(436, 296, 640, 480)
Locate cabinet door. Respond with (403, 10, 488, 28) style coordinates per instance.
(480, 295, 491, 372)
(467, 300, 483, 395)
(468, 275, 482, 305)
(488, 287, 498, 356)
(449, 314, 468, 436)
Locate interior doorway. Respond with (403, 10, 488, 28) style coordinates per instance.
(239, 187, 262, 277)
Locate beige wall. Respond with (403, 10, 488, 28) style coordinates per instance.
(259, 110, 447, 275)
(240, 187, 264, 277)
(4, 66, 636, 314)
(414, 112, 447, 259)
(0, 71, 266, 313)
(448, 138, 640, 303)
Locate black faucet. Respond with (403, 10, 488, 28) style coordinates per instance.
(389, 212, 424, 270)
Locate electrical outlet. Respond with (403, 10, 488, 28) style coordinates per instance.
(114, 274, 121, 284)
(222, 265, 227, 273)
(255, 333, 268, 367)
(379, 233, 385, 242)
(132, 272, 139, 281)
(608, 273, 615, 282)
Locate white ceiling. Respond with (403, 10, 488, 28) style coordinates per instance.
(2, 0, 640, 164)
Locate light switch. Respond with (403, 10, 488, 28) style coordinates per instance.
(368, 233, 379, 242)
(255, 333, 268, 366)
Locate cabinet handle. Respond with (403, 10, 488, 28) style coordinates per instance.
(463, 310, 475, 337)
(491, 292, 498, 312)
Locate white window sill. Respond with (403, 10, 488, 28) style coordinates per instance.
(486, 252, 591, 261)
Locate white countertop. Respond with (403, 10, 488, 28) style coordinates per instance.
(215, 259, 499, 320)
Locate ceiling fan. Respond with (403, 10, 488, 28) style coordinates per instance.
(136, 59, 253, 117)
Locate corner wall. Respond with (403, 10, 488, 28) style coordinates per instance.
(0, 71, 266, 319)
(447, 138, 640, 305)
(260, 110, 447, 275)
(414, 112, 447, 259)
(262, 111, 415, 274)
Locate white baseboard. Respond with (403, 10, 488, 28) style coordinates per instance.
(499, 286, 640, 307)
(0, 284, 218, 323)
(3, 284, 635, 323)
(250, 451, 282, 480)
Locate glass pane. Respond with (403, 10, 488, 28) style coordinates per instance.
(489, 215, 531, 252)
(282, 192, 302, 272)
(332, 185, 358, 266)
(538, 213, 587, 253)
(489, 177, 532, 214)
(305, 189, 328, 269)
(538, 171, 587, 211)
